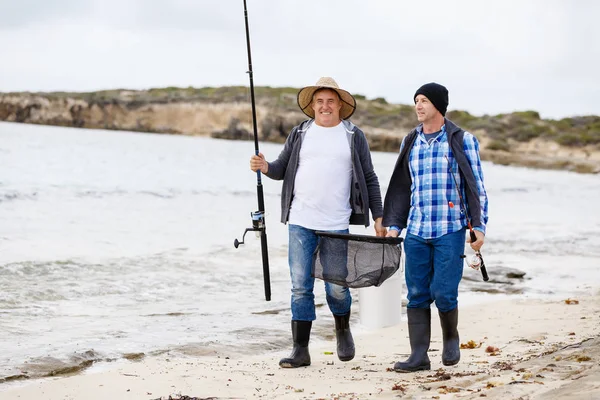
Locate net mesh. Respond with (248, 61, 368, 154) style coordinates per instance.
(312, 232, 403, 288)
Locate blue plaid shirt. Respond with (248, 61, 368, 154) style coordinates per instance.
(392, 124, 488, 239)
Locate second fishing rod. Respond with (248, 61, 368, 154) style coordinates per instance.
(444, 155, 489, 282)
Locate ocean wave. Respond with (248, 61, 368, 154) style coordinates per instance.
(0, 191, 38, 202)
(0, 350, 105, 383)
(0, 188, 258, 203)
(0, 259, 88, 277)
(71, 188, 259, 198)
(490, 234, 600, 258)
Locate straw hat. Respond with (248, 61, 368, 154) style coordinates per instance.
(297, 77, 356, 120)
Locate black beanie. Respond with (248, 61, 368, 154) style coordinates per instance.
(414, 82, 449, 116)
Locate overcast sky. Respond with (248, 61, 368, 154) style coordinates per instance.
(0, 0, 598, 119)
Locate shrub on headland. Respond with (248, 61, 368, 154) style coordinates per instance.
(1, 86, 599, 173)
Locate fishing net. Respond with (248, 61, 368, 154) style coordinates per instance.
(312, 232, 403, 288)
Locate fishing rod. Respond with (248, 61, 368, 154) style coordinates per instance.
(233, 0, 271, 301)
(444, 155, 489, 282)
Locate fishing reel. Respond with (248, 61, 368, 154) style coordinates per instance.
(461, 251, 489, 281)
(466, 253, 483, 270)
(234, 211, 265, 248)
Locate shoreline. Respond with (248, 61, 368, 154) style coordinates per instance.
(6, 119, 600, 174)
(2, 292, 598, 400)
(2, 91, 599, 174)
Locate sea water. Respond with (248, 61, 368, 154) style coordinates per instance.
(1, 121, 598, 382)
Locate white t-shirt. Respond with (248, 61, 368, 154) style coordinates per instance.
(289, 122, 352, 230)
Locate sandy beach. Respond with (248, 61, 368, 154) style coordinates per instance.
(2, 291, 599, 400)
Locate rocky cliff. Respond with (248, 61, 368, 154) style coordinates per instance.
(1, 87, 599, 173)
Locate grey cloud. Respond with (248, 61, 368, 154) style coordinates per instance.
(0, 0, 90, 29)
(89, 0, 242, 33)
(0, 0, 598, 117)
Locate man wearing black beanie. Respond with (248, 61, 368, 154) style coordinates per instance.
(414, 82, 449, 116)
(382, 83, 489, 372)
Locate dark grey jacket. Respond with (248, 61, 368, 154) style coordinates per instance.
(382, 119, 482, 229)
(265, 119, 383, 227)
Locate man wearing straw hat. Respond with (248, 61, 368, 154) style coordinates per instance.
(250, 77, 386, 368)
(383, 82, 489, 372)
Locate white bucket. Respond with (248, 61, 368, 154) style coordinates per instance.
(358, 270, 404, 330)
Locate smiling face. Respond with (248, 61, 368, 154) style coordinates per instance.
(311, 89, 342, 127)
(414, 94, 441, 123)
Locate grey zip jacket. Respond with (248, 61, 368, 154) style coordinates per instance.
(265, 119, 383, 227)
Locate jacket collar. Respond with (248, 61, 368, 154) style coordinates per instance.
(415, 118, 461, 136)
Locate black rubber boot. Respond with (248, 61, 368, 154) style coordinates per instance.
(439, 307, 460, 366)
(334, 312, 355, 362)
(279, 320, 312, 368)
(394, 308, 431, 373)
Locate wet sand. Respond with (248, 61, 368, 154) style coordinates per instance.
(2, 292, 599, 400)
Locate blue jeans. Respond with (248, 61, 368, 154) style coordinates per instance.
(288, 224, 351, 321)
(404, 228, 466, 312)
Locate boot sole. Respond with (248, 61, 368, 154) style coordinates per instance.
(338, 355, 355, 362)
(394, 364, 431, 373)
(279, 361, 311, 368)
(442, 359, 460, 366)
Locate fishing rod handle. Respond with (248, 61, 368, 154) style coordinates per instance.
(260, 230, 272, 301)
(480, 264, 489, 281)
(469, 229, 477, 243)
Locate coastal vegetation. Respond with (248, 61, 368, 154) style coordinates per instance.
(1, 86, 599, 173)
